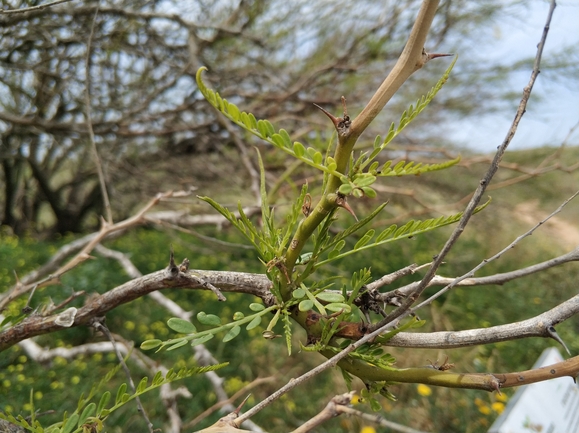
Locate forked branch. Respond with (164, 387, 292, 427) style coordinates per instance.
(368, 0, 558, 332)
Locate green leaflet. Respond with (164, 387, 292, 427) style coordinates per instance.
(255, 148, 278, 248)
(150, 305, 278, 354)
(317, 198, 490, 266)
(167, 318, 197, 334)
(380, 56, 458, 149)
(223, 325, 241, 342)
(378, 156, 461, 177)
(357, 55, 459, 174)
(197, 195, 276, 258)
(197, 312, 222, 326)
(278, 184, 309, 256)
(282, 310, 292, 355)
(320, 203, 387, 256)
(195, 67, 345, 178)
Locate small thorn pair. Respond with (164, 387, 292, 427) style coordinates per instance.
(314, 96, 351, 135)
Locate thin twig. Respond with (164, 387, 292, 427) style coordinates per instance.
(0, 0, 73, 14)
(234, 313, 425, 426)
(188, 272, 226, 301)
(0, 192, 171, 310)
(335, 405, 430, 433)
(84, 1, 113, 224)
(290, 392, 355, 433)
(368, 0, 557, 333)
(374, 246, 579, 301)
(413, 189, 579, 310)
(185, 377, 275, 429)
(366, 263, 424, 291)
(93, 321, 154, 433)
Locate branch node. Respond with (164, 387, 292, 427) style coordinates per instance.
(313, 99, 351, 136)
(490, 375, 502, 395)
(336, 194, 358, 221)
(54, 307, 78, 327)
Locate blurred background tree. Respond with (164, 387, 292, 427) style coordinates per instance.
(2, 0, 576, 234)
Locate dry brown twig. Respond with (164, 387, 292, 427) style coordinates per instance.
(334, 400, 430, 433)
(94, 245, 266, 432)
(0, 191, 173, 311)
(84, 1, 113, 224)
(0, 0, 73, 15)
(412, 190, 579, 312)
(368, 0, 558, 333)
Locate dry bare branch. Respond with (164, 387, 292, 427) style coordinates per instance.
(335, 404, 430, 433)
(387, 293, 579, 349)
(369, 0, 558, 332)
(0, 0, 73, 15)
(84, 2, 113, 224)
(0, 191, 172, 310)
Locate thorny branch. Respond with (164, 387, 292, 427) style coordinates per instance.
(1, 0, 577, 431)
(368, 0, 558, 333)
(0, 265, 273, 352)
(375, 246, 579, 303)
(0, 191, 173, 311)
(387, 293, 579, 349)
(412, 190, 579, 311)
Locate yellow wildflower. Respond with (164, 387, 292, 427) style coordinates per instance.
(492, 402, 505, 414)
(495, 393, 508, 402)
(478, 405, 491, 415)
(417, 384, 432, 397)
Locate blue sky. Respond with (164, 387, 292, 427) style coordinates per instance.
(450, 0, 579, 152)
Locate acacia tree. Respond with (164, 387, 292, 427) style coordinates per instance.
(1, 0, 579, 432)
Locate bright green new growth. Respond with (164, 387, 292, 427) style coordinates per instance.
(195, 59, 459, 199)
(140, 305, 277, 352)
(194, 59, 462, 271)
(145, 58, 476, 405)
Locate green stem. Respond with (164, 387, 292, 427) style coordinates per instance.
(283, 193, 338, 287)
(162, 306, 277, 348)
(283, 0, 440, 297)
(324, 353, 500, 391)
